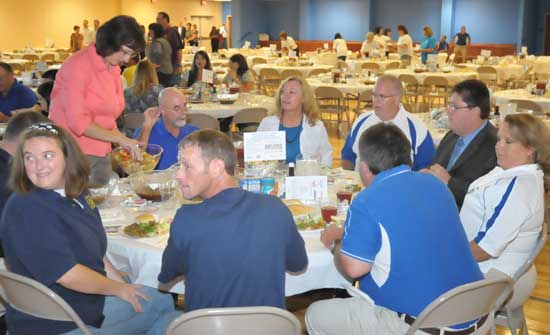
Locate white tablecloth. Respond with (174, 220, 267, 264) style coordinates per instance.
(253, 64, 334, 77)
(188, 93, 275, 119)
(492, 89, 550, 112)
(346, 59, 401, 72)
(307, 77, 374, 95)
(107, 228, 345, 296)
(104, 170, 362, 296)
(462, 64, 524, 81)
(3, 51, 60, 61)
(384, 69, 478, 85)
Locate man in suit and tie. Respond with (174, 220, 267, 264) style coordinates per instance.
(422, 79, 497, 209)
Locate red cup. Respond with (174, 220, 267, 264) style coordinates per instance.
(337, 190, 353, 203)
(321, 205, 338, 223)
(229, 86, 240, 94)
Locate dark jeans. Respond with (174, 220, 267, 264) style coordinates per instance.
(211, 39, 219, 53)
(157, 71, 173, 87)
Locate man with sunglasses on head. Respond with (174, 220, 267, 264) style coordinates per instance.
(422, 79, 497, 209)
(341, 75, 435, 172)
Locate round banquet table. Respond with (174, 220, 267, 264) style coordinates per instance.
(307, 76, 374, 95)
(187, 93, 275, 119)
(492, 89, 550, 113)
(462, 64, 524, 81)
(103, 169, 361, 295)
(384, 69, 478, 85)
(253, 64, 334, 77)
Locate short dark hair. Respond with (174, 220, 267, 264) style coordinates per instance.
(9, 123, 90, 198)
(158, 11, 170, 23)
(358, 123, 412, 174)
(452, 79, 490, 119)
(383, 28, 392, 34)
(334, 33, 342, 39)
(37, 81, 54, 112)
(229, 53, 249, 77)
(4, 112, 49, 142)
(0, 62, 13, 74)
(95, 15, 145, 57)
(179, 130, 236, 175)
(73, 25, 80, 31)
(375, 26, 384, 34)
(148, 23, 164, 39)
(41, 69, 58, 81)
(397, 25, 408, 34)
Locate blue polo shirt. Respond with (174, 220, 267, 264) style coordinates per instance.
(133, 118, 199, 170)
(341, 165, 483, 325)
(0, 189, 107, 335)
(158, 188, 308, 311)
(0, 81, 38, 116)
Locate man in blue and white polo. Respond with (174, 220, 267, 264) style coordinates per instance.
(341, 75, 435, 171)
(307, 123, 483, 335)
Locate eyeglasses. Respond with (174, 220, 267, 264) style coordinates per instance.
(372, 94, 395, 100)
(447, 103, 476, 111)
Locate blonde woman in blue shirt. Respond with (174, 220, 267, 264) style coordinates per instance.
(257, 77, 333, 167)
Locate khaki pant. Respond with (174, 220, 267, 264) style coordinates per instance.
(454, 44, 468, 63)
(306, 296, 430, 335)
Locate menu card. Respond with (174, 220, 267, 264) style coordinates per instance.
(202, 69, 214, 84)
(243, 131, 286, 162)
(285, 176, 328, 201)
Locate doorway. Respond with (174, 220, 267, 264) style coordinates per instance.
(545, 14, 550, 55)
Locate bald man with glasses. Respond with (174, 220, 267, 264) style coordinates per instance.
(341, 75, 435, 171)
(422, 79, 497, 208)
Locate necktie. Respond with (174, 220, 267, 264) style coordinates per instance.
(447, 138, 465, 170)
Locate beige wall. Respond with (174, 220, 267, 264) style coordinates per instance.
(121, 0, 223, 48)
(0, 0, 120, 50)
(0, 0, 222, 51)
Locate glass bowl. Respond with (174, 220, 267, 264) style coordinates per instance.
(88, 175, 118, 205)
(128, 170, 175, 202)
(111, 144, 163, 175)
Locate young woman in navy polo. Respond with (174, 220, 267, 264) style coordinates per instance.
(0, 123, 178, 335)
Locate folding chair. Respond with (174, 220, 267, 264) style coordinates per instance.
(258, 68, 281, 96)
(492, 223, 547, 335)
(280, 69, 303, 80)
(165, 306, 301, 335)
(423, 76, 450, 109)
(509, 99, 545, 116)
(405, 270, 512, 335)
(0, 270, 92, 335)
(315, 86, 349, 136)
(188, 113, 220, 130)
(476, 66, 499, 90)
(231, 107, 268, 139)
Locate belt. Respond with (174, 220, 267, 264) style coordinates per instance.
(397, 312, 488, 335)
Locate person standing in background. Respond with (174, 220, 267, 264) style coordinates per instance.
(69, 25, 83, 52)
(93, 19, 100, 42)
(332, 33, 348, 61)
(396, 25, 413, 64)
(179, 22, 187, 48)
(82, 20, 94, 47)
(419, 25, 437, 64)
(156, 12, 184, 85)
(185, 23, 193, 48)
(209, 26, 220, 53)
(190, 24, 200, 47)
(219, 23, 228, 49)
(453, 26, 471, 63)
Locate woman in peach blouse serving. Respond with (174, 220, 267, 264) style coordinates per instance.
(49, 16, 145, 184)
